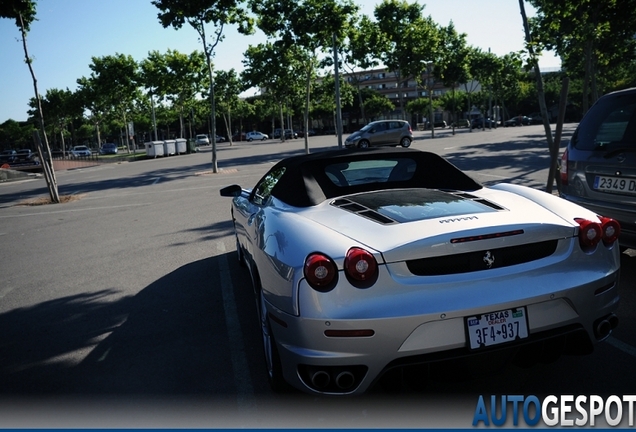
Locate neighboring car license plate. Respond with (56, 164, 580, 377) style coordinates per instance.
(466, 307, 528, 349)
(593, 175, 636, 194)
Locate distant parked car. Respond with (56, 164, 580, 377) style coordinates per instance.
(246, 131, 269, 142)
(345, 120, 413, 148)
(471, 117, 498, 129)
(232, 132, 247, 141)
(16, 149, 35, 162)
(0, 149, 18, 164)
(50, 148, 67, 158)
(70, 145, 92, 158)
(100, 143, 118, 155)
(195, 134, 210, 146)
(273, 129, 298, 139)
(504, 116, 531, 127)
(215, 135, 226, 143)
(559, 87, 636, 250)
(425, 120, 447, 129)
(451, 119, 471, 128)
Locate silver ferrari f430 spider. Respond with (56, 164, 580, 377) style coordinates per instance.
(220, 147, 621, 395)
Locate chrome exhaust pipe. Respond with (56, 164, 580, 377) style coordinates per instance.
(310, 370, 331, 389)
(608, 313, 619, 329)
(335, 371, 355, 390)
(595, 319, 612, 339)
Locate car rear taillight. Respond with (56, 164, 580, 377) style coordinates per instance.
(599, 216, 621, 246)
(575, 218, 602, 249)
(304, 253, 338, 291)
(344, 247, 378, 288)
(560, 149, 568, 186)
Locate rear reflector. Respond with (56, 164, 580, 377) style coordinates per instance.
(324, 329, 375, 337)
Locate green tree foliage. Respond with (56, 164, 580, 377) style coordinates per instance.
(341, 14, 382, 124)
(28, 88, 80, 151)
(153, 0, 254, 171)
(528, 0, 636, 112)
(373, 0, 440, 118)
(77, 54, 140, 152)
(0, 119, 33, 149)
(241, 42, 306, 139)
(140, 50, 207, 139)
(249, 0, 359, 152)
(434, 22, 471, 130)
(214, 69, 246, 144)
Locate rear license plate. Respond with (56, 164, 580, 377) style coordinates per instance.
(593, 175, 636, 195)
(466, 307, 528, 349)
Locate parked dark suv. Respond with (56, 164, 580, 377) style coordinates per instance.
(559, 87, 636, 250)
(344, 120, 413, 148)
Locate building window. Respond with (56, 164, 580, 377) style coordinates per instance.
(378, 73, 385, 79)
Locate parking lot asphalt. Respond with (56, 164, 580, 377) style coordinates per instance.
(0, 124, 635, 428)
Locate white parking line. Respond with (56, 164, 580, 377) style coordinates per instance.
(216, 241, 255, 413)
(607, 336, 636, 358)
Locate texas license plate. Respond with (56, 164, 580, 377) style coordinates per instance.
(594, 175, 636, 195)
(466, 307, 528, 349)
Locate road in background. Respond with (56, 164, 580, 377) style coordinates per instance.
(0, 124, 634, 428)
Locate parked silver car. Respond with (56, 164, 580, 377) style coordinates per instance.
(221, 147, 620, 395)
(559, 87, 636, 250)
(246, 131, 269, 141)
(195, 134, 210, 146)
(345, 120, 413, 148)
(70, 145, 92, 158)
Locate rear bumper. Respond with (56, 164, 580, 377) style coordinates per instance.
(268, 266, 620, 395)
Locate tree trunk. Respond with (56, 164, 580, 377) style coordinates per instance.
(19, 13, 59, 203)
(519, 0, 556, 193)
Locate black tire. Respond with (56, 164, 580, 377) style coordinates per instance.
(358, 140, 370, 149)
(400, 137, 411, 148)
(248, 138, 253, 142)
(259, 290, 289, 392)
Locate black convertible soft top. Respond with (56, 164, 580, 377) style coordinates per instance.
(267, 147, 482, 207)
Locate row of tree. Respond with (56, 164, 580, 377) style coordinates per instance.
(3, 0, 636, 191)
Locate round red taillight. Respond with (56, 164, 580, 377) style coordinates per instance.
(575, 218, 602, 249)
(344, 247, 378, 287)
(599, 216, 621, 246)
(304, 253, 337, 291)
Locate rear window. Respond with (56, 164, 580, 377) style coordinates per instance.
(324, 158, 416, 187)
(573, 91, 636, 151)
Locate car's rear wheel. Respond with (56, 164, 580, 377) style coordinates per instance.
(358, 140, 370, 149)
(400, 137, 411, 148)
(248, 138, 253, 142)
(259, 290, 288, 392)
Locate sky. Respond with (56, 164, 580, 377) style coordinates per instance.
(0, 0, 560, 124)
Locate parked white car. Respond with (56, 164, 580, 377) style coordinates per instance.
(195, 134, 210, 146)
(246, 131, 269, 142)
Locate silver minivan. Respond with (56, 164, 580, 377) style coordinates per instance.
(345, 120, 413, 148)
(559, 87, 636, 250)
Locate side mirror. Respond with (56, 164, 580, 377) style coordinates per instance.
(220, 184, 242, 197)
